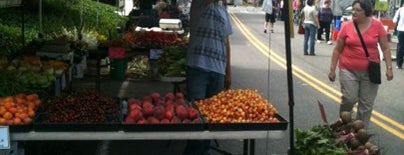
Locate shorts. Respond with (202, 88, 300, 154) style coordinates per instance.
(265, 13, 276, 23)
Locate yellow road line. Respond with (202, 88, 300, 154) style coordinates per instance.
(229, 13, 404, 139)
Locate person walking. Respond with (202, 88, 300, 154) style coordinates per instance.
(317, 0, 333, 45)
(262, 0, 277, 33)
(393, 4, 404, 69)
(302, 0, 319, 56)
(328, 0, 393, 128)
(183, 0, 232, 154)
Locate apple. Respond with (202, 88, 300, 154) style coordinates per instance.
(164, 110, 174, 120)
(147, 117, 160, 124)
(153, 105, 166, 120)
(125, 116, 136, 123)
(175, 92, 184, 99)
(187, 108, 199, 119)
(165, 92, 175, 101)
(129, 109, 143, 121)
(175, 105, 188, 120)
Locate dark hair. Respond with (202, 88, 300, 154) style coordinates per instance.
(306, 0, 314, 6)
(352, 0, 373, 17)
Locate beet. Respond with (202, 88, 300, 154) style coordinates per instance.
(340, 111, 352, 124)
(352, 120, 365, 132)
(356, 129, 370, 144)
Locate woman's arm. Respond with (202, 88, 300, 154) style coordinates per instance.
(378, 35, 394, 81)
(328, 37, 344, 82)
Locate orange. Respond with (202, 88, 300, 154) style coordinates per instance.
(8, 107, 18, 114)
(27, 110, 35, 118)
(26, 94, 39, 101)
(23, 117, 32, 124)
(18, 113, 28, 120)
(13, 117, 22, 125)
(0, 118, 6, 125)
(34, 99, 41, 106)
(0, 106, 6, 116)
(3, 112, 13, 120)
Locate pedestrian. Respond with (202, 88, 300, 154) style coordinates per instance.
(393, 4, 404, 69)
(302, 0, 319, 56)
(316, 0, 333, 45)
(183, 0, 232, 154)
(262, 0, 277, 33)
(328, 0, 393, 128)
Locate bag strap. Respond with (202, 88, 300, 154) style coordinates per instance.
(353, 21, 370, 58)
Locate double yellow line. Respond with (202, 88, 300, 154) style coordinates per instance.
(229, 13, 404, 140)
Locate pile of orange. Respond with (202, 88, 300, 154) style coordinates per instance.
(0, 93, 41, 125)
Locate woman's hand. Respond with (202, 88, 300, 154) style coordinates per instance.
(328, 71, 336, 82)
(386, 69, 393, 81)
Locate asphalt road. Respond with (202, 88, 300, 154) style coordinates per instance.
(21, 5, 404, 155)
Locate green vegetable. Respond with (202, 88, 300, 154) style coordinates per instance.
(293, 125, 348, 155)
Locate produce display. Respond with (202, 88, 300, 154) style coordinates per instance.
(124, 92, 203, 124)
(38, 91, 120, 123)
(294, 112, 380, 155)
(195, 89, 280, 123)
(0, 56, 68, 89)
(157, 46, 186, 77)
(128, 30, 188, 49)
(0, 93, 41, 125)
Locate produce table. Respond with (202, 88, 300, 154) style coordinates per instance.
(11, 130, 285, 155)
(11, 130, 285, 140)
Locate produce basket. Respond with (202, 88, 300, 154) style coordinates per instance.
(33, 113, 122, 132)
(122, 114, 206, 132)
(9, 124, 33, 133)
(121, 96, 205, 132)
(204, 114, 288, 131)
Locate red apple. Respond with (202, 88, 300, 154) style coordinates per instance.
(160, 118, 170, 124)
(127, 98, 141, 105)
(175, 105, 188, 120)
(137, 118, 147, 124)
(129, 109, 143, 121)
(164, 110, 174, 120)
(171, 116, 181, 124)
(153, 105, 166, 120)
(187, 108, 199, 119)
(147, 117, 160, 124)
(175, 92, 184, 99)
(165, 92, 175, 101)
(125, 116, 136, 123)
(192, 118, 203, 123)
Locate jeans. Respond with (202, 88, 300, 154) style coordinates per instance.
(397, 31, 404, 67)
(303, 23, 317, 55)
(186, 67, 225, 101)
(183, 66, 225, 155)
(317, 21, 332, 41)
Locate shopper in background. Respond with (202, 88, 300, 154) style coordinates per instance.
(302, 0, 319, 56)
(262, 0, 277, 33)
(393, 4, 404, 69)
(328, 0, 393, 128)
(317, 0, 333, 45)
(183, 0, 232, 154)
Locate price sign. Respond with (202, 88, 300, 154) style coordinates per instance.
(0, 126, 10, 149)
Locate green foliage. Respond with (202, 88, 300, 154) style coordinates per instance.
(0, 0, 128, 56)
(293, 125, 348, 155)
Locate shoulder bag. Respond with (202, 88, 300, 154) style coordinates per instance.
(353, 22, 381, 84)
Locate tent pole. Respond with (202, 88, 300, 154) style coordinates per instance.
(283, 0, 295, 154)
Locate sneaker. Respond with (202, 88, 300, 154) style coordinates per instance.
(264, 29, 267, 33)
(316, 40, 322, 43)
(396, 66, 403, 69)
(327, 41, 333, 45)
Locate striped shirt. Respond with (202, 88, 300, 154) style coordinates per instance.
(186, 3, 232, 75)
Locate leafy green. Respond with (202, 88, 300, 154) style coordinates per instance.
(293, 125, 348, 155)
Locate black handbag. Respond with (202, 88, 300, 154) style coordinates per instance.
(354, 22, 381, 84)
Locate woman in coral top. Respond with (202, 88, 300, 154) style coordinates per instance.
(328, 0, 393, 128)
